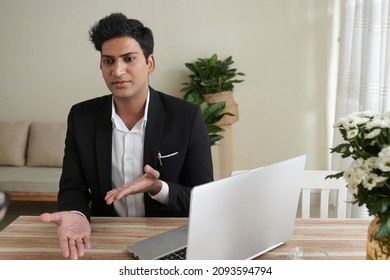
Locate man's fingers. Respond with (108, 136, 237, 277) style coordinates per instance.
(66, 238, 86, 260)
(40, 212, 61, 225)
(58, 235, 70, 258)
(68, 238, 78, 260)
(75, 239, 86, 258)
(105, 181, 142, 204)
(105, 194, 114, 205)
(105, 178, 142, 204)
(105, 190, 119, 205)
(144, 164, 160, 179)
(83, 236, 91, 249)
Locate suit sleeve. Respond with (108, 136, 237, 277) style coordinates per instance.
(57, 107, 92, 219)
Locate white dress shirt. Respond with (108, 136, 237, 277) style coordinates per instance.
(111, 92, 169, 217)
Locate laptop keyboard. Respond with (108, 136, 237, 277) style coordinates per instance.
(158, 247, 187, 260)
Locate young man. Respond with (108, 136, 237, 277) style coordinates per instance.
(40, 13, 213, 260)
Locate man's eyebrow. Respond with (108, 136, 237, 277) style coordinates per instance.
(101, 52, 139, 58)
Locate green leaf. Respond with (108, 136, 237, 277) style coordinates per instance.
(203, 102, 226, 124)
(207, 124, 224, 134)
(325, 171, 344, 180)
(377, 216, 390, 239)
(209, 134, 223, 146)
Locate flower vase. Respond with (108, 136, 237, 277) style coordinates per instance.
(366, 217, 390, 260)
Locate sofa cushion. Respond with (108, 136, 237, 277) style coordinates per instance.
(26, 122, 66, 167)
(0, 166, 61, 193)
(0, 122, 30, 166)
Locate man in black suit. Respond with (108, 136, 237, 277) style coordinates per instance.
(40, 13, 213, 260)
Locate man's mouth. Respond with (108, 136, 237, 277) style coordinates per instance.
(112, 80, 129, 85)
(112, 80, 130, 88)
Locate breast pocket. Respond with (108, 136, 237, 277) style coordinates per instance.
(157, 151, 181, 180)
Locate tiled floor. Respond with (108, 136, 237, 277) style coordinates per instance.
(0, 201, 57, 231)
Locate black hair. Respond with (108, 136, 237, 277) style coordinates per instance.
(89, 13, 154, 62)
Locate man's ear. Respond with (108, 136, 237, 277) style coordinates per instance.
(147, 54, 155, 75)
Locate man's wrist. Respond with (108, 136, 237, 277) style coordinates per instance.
(70, 210, 87, 219)
(149, 180, 169, 204)
(148, 180, 163, 196)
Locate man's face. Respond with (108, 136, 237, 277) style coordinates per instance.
(100, 36, 155, 101)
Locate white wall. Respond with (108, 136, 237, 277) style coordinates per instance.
(0, 0, 338, 177)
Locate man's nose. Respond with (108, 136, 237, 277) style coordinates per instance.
(112, 61, 126, 77)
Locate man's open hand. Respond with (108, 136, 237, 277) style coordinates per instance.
(105, 164, 162, 205)
(40, 211, 91, 260)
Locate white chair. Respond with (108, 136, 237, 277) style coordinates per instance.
(300, 170, 347, 219)
(231, 169, 348, 219)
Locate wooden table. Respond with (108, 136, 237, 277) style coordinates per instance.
(0, 216, 371, 260)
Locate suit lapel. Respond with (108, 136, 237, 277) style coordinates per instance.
(144, 88, 165, 170)
(96, 95, 113, 195)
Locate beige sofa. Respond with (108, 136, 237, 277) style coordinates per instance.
(0, 122, 66, 201)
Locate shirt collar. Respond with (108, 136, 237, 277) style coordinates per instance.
(111, 89, 150, 130)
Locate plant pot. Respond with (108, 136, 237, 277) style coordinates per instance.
(203, 91, 239, 126)
(366, 216, 390, 259)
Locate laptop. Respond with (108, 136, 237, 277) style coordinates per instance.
(127, 155, 306, 260)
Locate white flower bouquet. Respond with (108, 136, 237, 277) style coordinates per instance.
(329, 111, 390, 238)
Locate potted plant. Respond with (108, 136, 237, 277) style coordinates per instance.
(181, 54, 245, 145)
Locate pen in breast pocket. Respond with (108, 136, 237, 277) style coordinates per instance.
(157, 151, 179, 166)
(157, 151, 163, 166)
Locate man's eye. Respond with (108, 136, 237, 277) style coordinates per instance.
(124, 57, 135, 62)
(102, 58, 114, 64)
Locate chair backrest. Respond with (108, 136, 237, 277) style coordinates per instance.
(300, 170, 347, 219)
(231, 169, 347, 219)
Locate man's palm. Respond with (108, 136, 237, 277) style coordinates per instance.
(40, 211, 91, 260)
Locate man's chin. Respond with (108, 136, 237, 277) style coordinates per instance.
(111, 90, 133, 99)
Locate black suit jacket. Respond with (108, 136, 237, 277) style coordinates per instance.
(58, 87, 213, 219)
